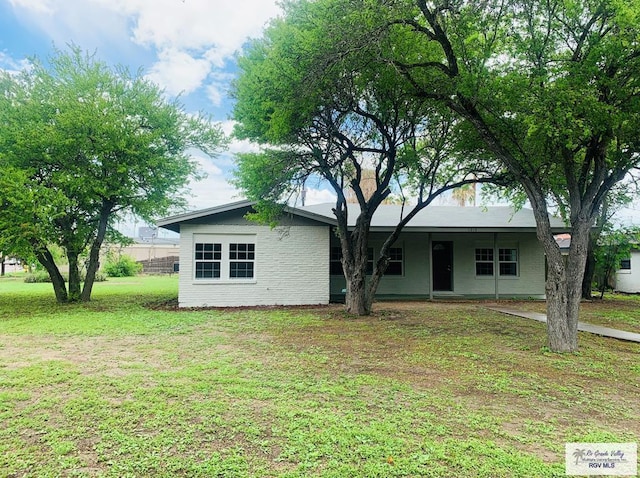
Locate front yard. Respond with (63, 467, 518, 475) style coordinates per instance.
(0, 276, 638, 477)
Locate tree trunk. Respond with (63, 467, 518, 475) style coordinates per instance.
(67, 251, 82, 302)
(1, 254, 5, 276)
(545, 259, 578, 352)
(528, 193, 591, 353)
(81, 203, 112, 302)
(343, 216, 374, 315)
(541, 220, 591, 353)
(345, 271, 370, 315)
(33, 244, 68, 303)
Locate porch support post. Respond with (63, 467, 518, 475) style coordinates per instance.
(494, 232, 499, 300)
(428, 233, 433, 300)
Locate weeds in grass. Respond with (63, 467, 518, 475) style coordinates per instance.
(0, 276, 638, 476)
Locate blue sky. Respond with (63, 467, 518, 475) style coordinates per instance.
(2, 0, 640, 231)
(0, 0, 336, 229)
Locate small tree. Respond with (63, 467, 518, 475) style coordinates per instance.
(103, 253, 143, 278)
(0, 46, 226, 302)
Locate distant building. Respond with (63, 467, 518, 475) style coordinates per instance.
(103, 236, 180, 274)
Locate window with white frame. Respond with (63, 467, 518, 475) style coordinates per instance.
(384, 247, 403, 275)
(475, 247, 518, 276)
(193, 236, 256, 280)
(229, 243, 255, 278)
(475, 248, 494, 276)
(499, 248, 518, 276)
(195, 242, 221, 278)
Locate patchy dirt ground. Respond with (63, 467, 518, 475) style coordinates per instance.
(1, 299, 638, 476)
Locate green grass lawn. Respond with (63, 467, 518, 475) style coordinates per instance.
(0, 276, 638, 477)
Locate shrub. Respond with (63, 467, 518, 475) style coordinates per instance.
(103, 254, 142, 277)
(24, 271, 54, 283)
(24, 271, 108, 283)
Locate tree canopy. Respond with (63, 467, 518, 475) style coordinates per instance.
(0, 46, 226, 302)
(232, 0, 504, 314)
(379, 0, 640, 351)
(233, 0, 640, 351)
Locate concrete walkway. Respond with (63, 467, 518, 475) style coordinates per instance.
(487, 307, 640, 344)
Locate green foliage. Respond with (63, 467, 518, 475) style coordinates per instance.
(24, 270, 107, 283)
(0, 45, 226, 302)
(24, 271, 59, 283)
(232, 0, 505, 313)
(0, 278, 638, 476)
(103, 253, 143, 278)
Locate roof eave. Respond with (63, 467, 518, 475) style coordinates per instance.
(157, 200, 337, 233)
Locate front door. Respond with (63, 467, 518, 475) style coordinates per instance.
(432, 241, 453, 291)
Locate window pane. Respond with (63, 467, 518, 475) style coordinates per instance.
(330, 262, 343, 275)
(389, 248, 403, 261)
(195, 262, 220, 279)
(476, 262, 493, 276)
(195, 243, 221, 260)
(386, 262, 402, 275)
(620, 258, 631, 270)
(384, 247, 403, 275)
(195, 243, 222, 278)
(499, 262, 517, 276)
(230, 262, 254, 278)
(475, 248, 493, 261)
(330, 246, 343, 275)
(366, 247, 374, 275)
(230, 243, 255, 260)
(499, 248, 517, 262)
(330, 246, 342, 261)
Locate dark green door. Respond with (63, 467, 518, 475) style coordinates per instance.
(432, 241, 453, 291)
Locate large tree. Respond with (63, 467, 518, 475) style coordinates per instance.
(371, 0, 640, 351)
(232, 0, 504, 314)
(0, 47, 225, 302)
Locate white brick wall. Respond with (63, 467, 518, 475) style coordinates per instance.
(178, 224, 330, 307)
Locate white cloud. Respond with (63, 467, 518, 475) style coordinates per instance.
(146, 48, 211, 96)
(7, 0, 284, 211)
(8, 0, 282, 107)
(205, 83, 224, 107)
(303, 188, 337, 206)
(8, 0, 53, 14)
(0, 51, 30, 74)
(186, 151, 243, 209)
(105, 0, 281, 55)
(220, 120, 261, 155)
(10, 1, 136, 58)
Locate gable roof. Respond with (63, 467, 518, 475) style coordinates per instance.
(156, 200, 336, 233)
(157, 200, 568, 234)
